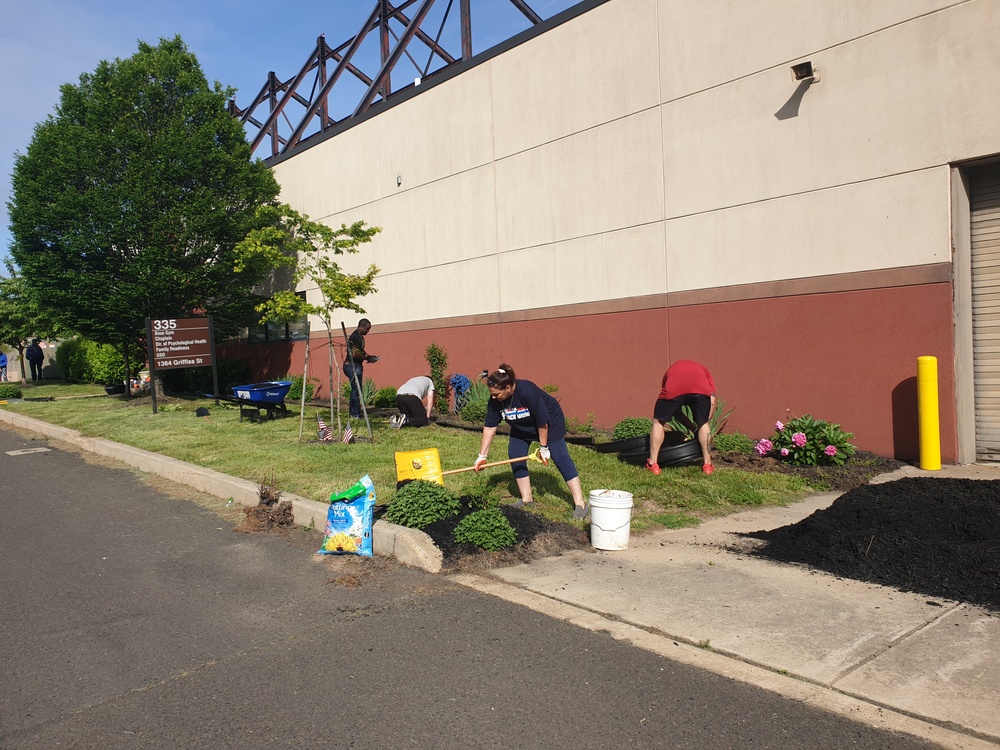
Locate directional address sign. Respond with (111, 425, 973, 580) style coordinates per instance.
(150, 317, 214, 370)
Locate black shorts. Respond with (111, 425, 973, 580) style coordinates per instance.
(653, 393, 712, 427)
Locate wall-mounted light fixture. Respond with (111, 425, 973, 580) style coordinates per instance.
(396, 173, 402, 187)
(790, 61, 819, 83)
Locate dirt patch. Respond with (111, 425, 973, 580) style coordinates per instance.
(322, 553, 411, 588)
(234, 499, 296, 533)
(713, 450, 905, 492)
(732, 477, 1000, 612)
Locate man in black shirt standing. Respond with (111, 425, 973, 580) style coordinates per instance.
(343, 319, 377, 419)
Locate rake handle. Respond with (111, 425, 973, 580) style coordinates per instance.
(441, 451, 542, 476)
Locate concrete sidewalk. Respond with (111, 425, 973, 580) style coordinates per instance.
(456, 463, 1000, 749)
(3, 408, 997, 747)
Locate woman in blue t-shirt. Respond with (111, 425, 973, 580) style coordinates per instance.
(474, 363, 587, 520)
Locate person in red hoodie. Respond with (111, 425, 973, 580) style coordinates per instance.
(646, 360, 716, 476)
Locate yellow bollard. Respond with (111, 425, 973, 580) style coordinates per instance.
(917, 356, 941, 470)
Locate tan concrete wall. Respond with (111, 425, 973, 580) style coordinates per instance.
(491, 0, 660, 158)
(657, 0, 958, 102)
(258, 0, 1000, 458)
(664, 168, 952, 291)
(272, 0, 1000, 327)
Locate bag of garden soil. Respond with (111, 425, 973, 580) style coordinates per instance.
(318, 474, 376, 556)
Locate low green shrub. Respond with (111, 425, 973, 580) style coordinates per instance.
(283, 374, 318, 403)
(459, 381, 491, 424)
(612, 417, 652, 441)
(384, 480, 461, 529)
(373, 386, 397, 408)
(0, 384, 23, 399)
(453, 508, 517, 551)
(56, 337, 126, 385)
(713, 431, 755, 454)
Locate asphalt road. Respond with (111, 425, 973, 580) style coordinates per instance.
(0, 426, 938, 750)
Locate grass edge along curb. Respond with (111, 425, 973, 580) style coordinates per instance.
(0, 391, 816, 534)
(0, 408, 444, 573)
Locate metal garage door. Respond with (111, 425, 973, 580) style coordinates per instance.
(971, 164, 1000, 460)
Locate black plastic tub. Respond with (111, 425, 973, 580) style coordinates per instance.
(617, 439, 702, 468)
(593, 435, 649, 454)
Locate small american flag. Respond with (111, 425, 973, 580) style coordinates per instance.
(342, 423, 354, 444)
(317, 415, 333, 442)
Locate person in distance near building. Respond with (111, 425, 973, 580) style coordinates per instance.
(25, 339, 44, 382)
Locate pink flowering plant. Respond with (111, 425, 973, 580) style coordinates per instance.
(754, 414, 856, 466)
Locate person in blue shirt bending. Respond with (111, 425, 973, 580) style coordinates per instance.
(474, 363, 587, 520)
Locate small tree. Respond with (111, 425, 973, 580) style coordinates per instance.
(238, 204, 381, 436)
(425, 343, 450, 413)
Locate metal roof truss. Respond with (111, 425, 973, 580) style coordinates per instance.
(228, 0, 547, 159)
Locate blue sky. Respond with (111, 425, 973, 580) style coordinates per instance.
(0, 0, 578, 265)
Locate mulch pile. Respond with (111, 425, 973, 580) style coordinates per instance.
(736, 477, 1000, 612)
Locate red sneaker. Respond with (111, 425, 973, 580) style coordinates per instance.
(702, 463, 714, 475)
(645, 460, 661, 475)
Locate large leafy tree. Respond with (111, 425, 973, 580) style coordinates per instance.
(8, 36, 281, 377)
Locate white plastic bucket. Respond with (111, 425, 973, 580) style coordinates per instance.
(589, 489, 634, 550)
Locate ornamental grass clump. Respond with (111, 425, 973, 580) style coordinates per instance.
(384, 479, 461, 529)
(754, 414, 856, 466)
(668, 399, 735, 440)
(453, 507, 518, 551)
(459, 381, 491, 423)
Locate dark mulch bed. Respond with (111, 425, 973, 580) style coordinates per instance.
(713, 450, 905, 492)
(369, 450, 916, 574)
(378, 500, 591, 573)
(734, 477, 1000, 612)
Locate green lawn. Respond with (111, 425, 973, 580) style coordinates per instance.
(1, 384, 814, 531)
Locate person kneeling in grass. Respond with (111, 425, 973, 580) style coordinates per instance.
(392, 375, 434, 428)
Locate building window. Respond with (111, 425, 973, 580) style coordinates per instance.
(247, 292, 308, 343)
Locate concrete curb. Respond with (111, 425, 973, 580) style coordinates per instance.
(0, 409, 442, 573)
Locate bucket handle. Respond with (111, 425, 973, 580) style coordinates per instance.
(591, 521, 631, 534)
